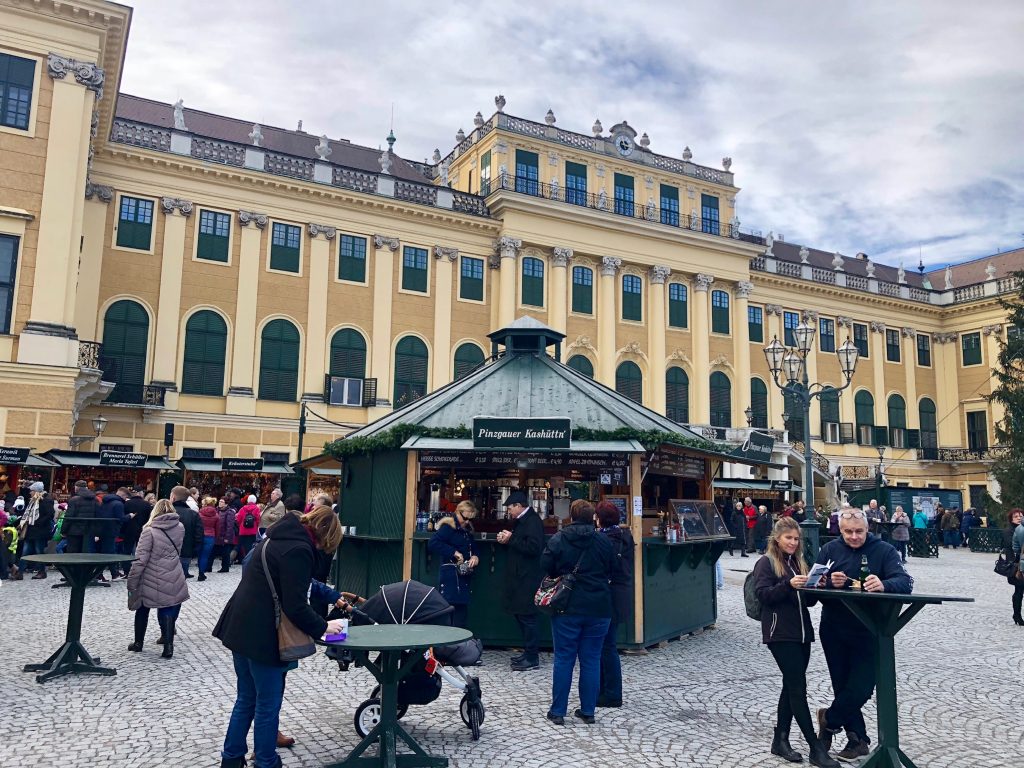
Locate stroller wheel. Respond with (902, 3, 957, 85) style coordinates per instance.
(460, 694, 485, 733)
(354, 699, 382, 739)
(368, 685, 408, 720)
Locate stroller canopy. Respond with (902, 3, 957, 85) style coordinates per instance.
(359, 580, 454, 626)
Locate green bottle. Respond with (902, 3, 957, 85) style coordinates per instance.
(859, 555, 870, 591)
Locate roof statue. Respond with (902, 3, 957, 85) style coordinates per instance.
(173, 99, 187, 131)
(248, 123, 263, 147)
(944, 265, 953, 290)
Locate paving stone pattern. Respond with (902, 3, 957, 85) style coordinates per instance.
(1, 548, 1016, 767)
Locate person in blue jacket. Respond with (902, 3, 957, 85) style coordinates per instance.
(428, 500, 479, 628)
(814, 506, 913, 762)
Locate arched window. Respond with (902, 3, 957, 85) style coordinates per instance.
(182, 310, 227, 396)
(855, 390, 875, 445)
(888, 394, 907, 448)
(710, 371, 732, 427)
(394, 336, 428, 408)
(820, 386, 841, 443)
(329, 328, 367, 380)
(919, 398, 938, 459)
(749, 378, 768, 429)
(615, 361, 643, 404)
(258, 319, 300, 401)
(101, 299, 149, 403)
(566, 355, 594, 378)
(521, 257, 544, 307)
(711, 289, 730, 334)
(666, 367, 689, 423)
(453, 343, 485, 381)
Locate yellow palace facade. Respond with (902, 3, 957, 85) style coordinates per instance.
(0, 0, 1017, 505)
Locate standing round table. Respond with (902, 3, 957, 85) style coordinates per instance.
(324, 624, 473, 768)
(21, 553, 135, 683)
(802, 589, 973, 768)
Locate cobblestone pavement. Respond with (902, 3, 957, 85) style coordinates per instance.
(1, 547, 1017, 767)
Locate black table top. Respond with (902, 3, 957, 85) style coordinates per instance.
(799, 587, 973, 605)
(323, 624, 473, 651)
(21, 554, 135, 566)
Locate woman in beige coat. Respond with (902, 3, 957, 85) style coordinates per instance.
(127, 499, 190, 658)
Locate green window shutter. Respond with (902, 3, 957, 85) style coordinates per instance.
(572, 266, 593, 314)
(453, 343, 485, 380)
(0, 234, 19, 334)
(961, 332, 981, 365)
(622, 275, 642, 321)
(196, 210, 230, 262)
(887, 395, 907, 429)
(854, 324, 869, 358)
(747, 305, 763, 342)
(393, 336, 428, 408)
(258, 319, 300, 401)
(329, 328, 367, 379)
(711, 290, 730, 334)
(565, 161, 588, 205)
(270, 223, 301, 272)
(515, 150, 539, 195)
(522, 257, 544, 306)
(873, 425, 890, 447)
(819, 318, 835, 352)
(460, 256, 484, 301)
(0, 53, 35, 130)
(181, 310, 227, 396)
(659, 184, 679, 226)
(916, 334, 931, 366)
(666, 367, 689, 423)
(701, 194, 720, 235)
(116, 196, 154, 250)
(338, 235, 367, 282)
(101, 299, 149, 403)
(615, 362, 642, 404)
(402, 246, 428, 292)
(566, 355, 593, 378)
(669, 283, 688, 328)
(855, 391, 874, 443)
(613, 173, 634, 216)
(886, 329, 901, 362)
(784, 388, 805, 439)
(749, 378, 768, 428)
(709, 372, 731, 427)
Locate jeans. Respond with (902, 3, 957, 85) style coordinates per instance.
(893, 540, 908, 561)
(99, 534, 121, 577)
(549, 614, 610, 718)
(134, 603, 181, 642)
(768, 641, 816, 746)
(715, 560, 724, 589)
(222, 651, 287, 768)
(238, 535, 257, 562)
(199, 536, 215, 573)
(943, 530, 959, 548)
(820, 621, 876, 742)
(514, 612, 539, 659)
(19, 537, 48, 573)
(598, 620, 622, 704)
(63, 534, 84, 554)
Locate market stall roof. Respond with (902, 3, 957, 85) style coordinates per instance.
(308, 466, 342, 476)
(176, 458, 294, 475)
(43, 450, 175, 470)
(714, 479, 804, 492)
(293, 452, 342, 471)
(402, 436, 646, 453)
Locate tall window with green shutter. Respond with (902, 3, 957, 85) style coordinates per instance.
(614, 173, 634, 217)
(615, 362, 642, 404)
(479, 150, 491, 195)
(961, 332, 982, 366)
(748, 305, 763, 342)
(853, 323, 869, 358)
(916, 334, 931, 367)
(0, 53, 34, 130)
(709, 372, 732, 427)
(101, 300, 149, 403)
(749, 378, 768, 428)
(572, 266, 593, 314)
(459, 256, 484, 301)
(521, 257, 544, 306)
(0, 234, 19, 334)
(660, 184, 679, 226)
(258, 319, 300, 401)
(116, 196, 154, 250)
(666, 367, 689, 423)
(401, 246, 428, 292)
(181, 311, 227, 396)
(919, 398, 937, 458)
(515, 150, 539, 195)
(567, 355, 593, 378)
(701, 194, 720, 234)
(270, 222, 301, 273)
(669, 283, 688, 328)
(453, 343, 485, 380)
(622, 274, 642, 321)
(783, 311, 800, 347)
(338, 234, 367, 282)
(197, 210, 230, 262)
(855, 390, 875, 444)
(565, 161, 587, 205)
(819, 318, 835, 352)
(394, 336, 428, 408)
(711, 290, 730, 334)
(966, 411, 988, 451)
(888, 394, 907, 447)
(329, 328, 367, 379)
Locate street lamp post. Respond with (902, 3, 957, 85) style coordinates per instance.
(876, 444, 886, 499)
(764, 321, 860, 509)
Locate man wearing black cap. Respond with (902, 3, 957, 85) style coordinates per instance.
(497, 491, 545, 671)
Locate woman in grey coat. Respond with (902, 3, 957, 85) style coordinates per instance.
(889, 505, 911, 563)
(127, 499, 190, 658)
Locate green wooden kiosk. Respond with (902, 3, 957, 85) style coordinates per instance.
(329, 318, 757, 648)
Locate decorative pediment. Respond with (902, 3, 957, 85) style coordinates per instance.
(616, 341, 647, 362)
(567, 335, 597, 353)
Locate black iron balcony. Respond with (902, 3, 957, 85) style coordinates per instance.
(106, 384, 167, 407)
(78, 340, 102, 370)
(937, 446, 1006, 463)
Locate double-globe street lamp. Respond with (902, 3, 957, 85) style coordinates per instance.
(763, 321, 860, 509)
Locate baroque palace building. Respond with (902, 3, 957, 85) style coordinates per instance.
(0, 0, 1018, 504)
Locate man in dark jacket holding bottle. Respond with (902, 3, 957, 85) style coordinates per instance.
(814, 507, 913, 761)
(171, 485, 204, 579)
(497, 491, 545, 671)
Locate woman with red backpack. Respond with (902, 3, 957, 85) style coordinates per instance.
(235, 495, 261, 561)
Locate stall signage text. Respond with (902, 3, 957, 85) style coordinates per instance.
(644, 452, 706, 479)
(728, 431, 775, 462)
(99, 450, 148, 467)
(222, 458, 265, 472)
(0, 446, 30, 464)
(419, 450, 628, 470)
(472, 417, 571, 450)
(770, 479, 793, 491)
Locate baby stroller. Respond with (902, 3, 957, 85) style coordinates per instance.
(326, 580, 486, 740)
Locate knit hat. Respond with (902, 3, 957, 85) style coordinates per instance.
(29, 481, 45, 493)
(13, 496, 25, 510)
(247, 494, 257, 504)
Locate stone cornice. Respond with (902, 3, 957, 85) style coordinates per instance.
(84, 180, 113, 203)
(552, 247, 574, 267)
(433, 246, 459, 262)
(649, 265, 671, 285)
(736, 279, 754, 298)
(695, 273, 715, 292)
(373, 235, 400, 251)
(496, 236, 522, 258)
(308, 222, 336, 240)
(161, 197, 193, 217)
(601, 256, 622, 277)
(237, 210, 267, 229)
(47, 53, 105, 97)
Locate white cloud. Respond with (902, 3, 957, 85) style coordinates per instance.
(118, 0, 1024, 267)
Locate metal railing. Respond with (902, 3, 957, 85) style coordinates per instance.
(937, 446, 1006, 462)
(77, 340, 101, 370)
(106, 384, 167, 407)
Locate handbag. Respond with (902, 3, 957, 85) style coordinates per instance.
(259, 540, 316, 662)
(534, 536, 593, 615)
(994, 553, 1016, 578)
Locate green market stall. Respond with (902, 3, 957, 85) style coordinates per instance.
(327, 318, 756, 649)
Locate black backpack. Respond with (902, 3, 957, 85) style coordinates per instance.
(243, 510, 255, 528)
(743, 570, 762, 621)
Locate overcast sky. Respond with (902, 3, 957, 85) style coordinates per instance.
(118, 0, 1024, 268)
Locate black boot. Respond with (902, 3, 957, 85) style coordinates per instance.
(1013, 613, 1024, 626)
(809, 741, 841, 768)
(161, 615, 174, 659)
(771, 728, 802, 762)
(219, 757, 247, 768)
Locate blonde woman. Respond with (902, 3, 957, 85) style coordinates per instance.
(127, 499, 190, 658)
(428, 500, 479, 628)
(752, 517, 838, 768)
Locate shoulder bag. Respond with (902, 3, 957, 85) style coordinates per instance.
(994, 552, 1016, 578)
(259, 540, 316, 662)
(535, 536, 593, 615)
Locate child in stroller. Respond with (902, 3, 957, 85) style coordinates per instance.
(326, 580, 486, 740)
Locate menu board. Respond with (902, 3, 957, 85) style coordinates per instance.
(418, 451, 630, 471)
(603, 495, 629, 525)
(645, 451, 706, 479)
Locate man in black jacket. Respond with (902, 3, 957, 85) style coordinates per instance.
(497, 491, 545, 671)
(96, 487, 128, 579)
(120, 486, 152, 556)
(62, 480, 97, 554)
(814, 507, 913, 761)
(171, 485, 204, 578)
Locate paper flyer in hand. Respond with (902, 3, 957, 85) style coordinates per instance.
(804, 560, 832, 588)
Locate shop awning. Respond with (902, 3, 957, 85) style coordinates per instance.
(401, 437, 646, 453)
(713, 479, 803, 492)
(23, 455, 58, 468)
(176, 458, 294, 475)
(43, 450, 176, 470)
(308, 467, 342, 476)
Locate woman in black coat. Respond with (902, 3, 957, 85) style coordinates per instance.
(1003, 508, 1024, 625)
(594, 500, 634, 708)
(17, 484, 55, 579)
(214, 507, 345, 768)
(428, 500, 479, 628)
(752, 517, 838, 768)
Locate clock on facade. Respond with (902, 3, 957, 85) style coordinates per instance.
(614, 133, 634, 157)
